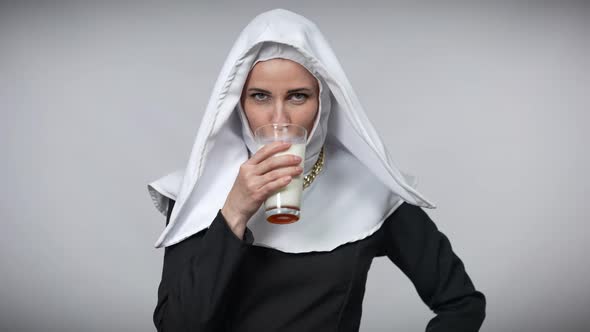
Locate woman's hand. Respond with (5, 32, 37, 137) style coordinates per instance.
(221, 141, 304, 239)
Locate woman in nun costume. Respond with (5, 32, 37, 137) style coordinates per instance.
(148, 8, 486, 332)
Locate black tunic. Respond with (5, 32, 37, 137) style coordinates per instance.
(153, 200, 486, 331)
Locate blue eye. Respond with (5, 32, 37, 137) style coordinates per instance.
(251, 93, 269, 102)
(290, 93, 308, 103)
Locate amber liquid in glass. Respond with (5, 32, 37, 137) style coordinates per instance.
(265, 205, 300, 224)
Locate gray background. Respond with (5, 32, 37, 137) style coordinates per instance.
(1, 1, 588, 331)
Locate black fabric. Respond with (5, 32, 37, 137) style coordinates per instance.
(153, 201, 486, 331)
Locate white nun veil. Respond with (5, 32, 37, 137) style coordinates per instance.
(147, 8, 436, 253)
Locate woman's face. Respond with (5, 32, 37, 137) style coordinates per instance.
(241, 58, 319, 139)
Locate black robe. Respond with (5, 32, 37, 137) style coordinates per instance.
(153, 200, 486, 331)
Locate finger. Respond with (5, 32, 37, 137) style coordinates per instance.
(248, 141, 291, 165)
(256, 155, 302, 176)
(253, 164, 302, 189)
(262, 166, 303, 184)
(259, 175, 292, 196)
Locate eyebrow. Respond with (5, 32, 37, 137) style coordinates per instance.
(247, 87, 314, 94)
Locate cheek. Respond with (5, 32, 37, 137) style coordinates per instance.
(243, 101, 268, 119)
(305, 100, 319, 124)
(243, 102, 266, 123)
(297, 102, 319, 134)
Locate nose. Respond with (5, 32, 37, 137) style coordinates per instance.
(270, 101, 290, 124)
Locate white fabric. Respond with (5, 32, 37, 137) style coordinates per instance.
(147, 8, 437, 253)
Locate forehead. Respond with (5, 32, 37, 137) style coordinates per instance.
(246, 58, 318, 87)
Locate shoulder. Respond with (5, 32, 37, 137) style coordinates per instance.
(375, 201, 439, 256)
(385, 201, 434, 228)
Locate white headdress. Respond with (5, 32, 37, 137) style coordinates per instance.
(147, 9, 436, 253)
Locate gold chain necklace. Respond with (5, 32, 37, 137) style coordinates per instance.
(303, 145, 325, 190)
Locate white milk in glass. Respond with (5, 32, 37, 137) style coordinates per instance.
(261, 143, 306, 224)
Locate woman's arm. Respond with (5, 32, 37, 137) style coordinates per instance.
(381, 202, 486, 332)
(153, 200, 253, 331)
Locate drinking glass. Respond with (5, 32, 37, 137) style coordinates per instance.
(254, 123, 307, 224)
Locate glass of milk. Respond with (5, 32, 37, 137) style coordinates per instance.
(254, 123, 307, 224)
